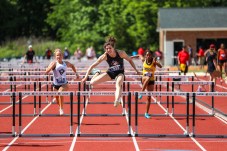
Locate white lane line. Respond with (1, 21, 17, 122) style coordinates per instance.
(2, 102, 51, 151)
(122, 100, 140, 151)
(0, 84, 38, 113)
(156, 99, 206, 151)
(0, 86, 21, 113)
(69, 97, 88, 151)
(134, 78, 206, 151)
(70, 94, 140, 151)
(195, 78, 227, 122)
(0, 95, 28, 113)
(2, 84, 49, 151)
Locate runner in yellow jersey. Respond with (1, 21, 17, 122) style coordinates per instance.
(133, 50, 162, 118)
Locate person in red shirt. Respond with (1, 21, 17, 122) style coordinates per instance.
(217, 43, 227, 77)
(137, 47, 145, 56)
(197, 46, 205, 69)
(178, 46, 189, 75)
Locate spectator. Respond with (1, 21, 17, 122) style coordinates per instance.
(86, 46, 96, 60)
(197, 46, 205, 69)
(137, 47, 145, 56)
(217, 43, 227, 77)
(132, 50, 137, 56)
(187, 45, 193, 65)
(23, 45, 37, 64)
(154, 48, 163, 61)
(45, 48, 52, 60)
(74, 47, 83, 62)
(63, 47, 70, 59)
(178, 46, 189, 75)
(205, 44, 218, 91)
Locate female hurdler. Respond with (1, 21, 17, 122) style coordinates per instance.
(81, 36, 140, 107)
(45, 48, 79, 115)
(133, 50, 162, 119)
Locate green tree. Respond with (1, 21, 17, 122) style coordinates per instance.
(46, 0, 227, 54)
(16, 0, 53, 37)
(0, 0, 19, 43)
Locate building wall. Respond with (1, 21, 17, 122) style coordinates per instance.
(160, 30, 227, 65)
(167, 31, 227, 51)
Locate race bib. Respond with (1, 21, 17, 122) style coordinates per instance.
(144, 72, 152, 77)
(56, 77, 66, 84)
(221, 54, 226, 59)
(109, 65, 121, 71)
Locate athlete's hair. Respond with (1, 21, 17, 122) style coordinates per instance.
(145, 49, 153, 56)
(103, 36, 117, 49)
(54, 48, 63, 55)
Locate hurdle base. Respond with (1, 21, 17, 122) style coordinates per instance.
(171, 114, 213, 117)
(18, 133, 74, 137)
(134, 133, 189, 138)
(83, 113, 125, 117)
(191, 134, 227, 138)
(38, 114, 78, 117)
(0, 133, 17, 137)
(77, 133, 131, 137)
(136, 113, 169, 117)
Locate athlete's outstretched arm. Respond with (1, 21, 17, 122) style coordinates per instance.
(45, 61, 56, 75)
(66, 61, 79, 78)
(120, 51, 140, 74)
(81, 54, 106, 83)
(154, 57, 163, 68)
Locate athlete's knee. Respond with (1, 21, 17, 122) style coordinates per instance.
(147, 96, 151, 100)
(116, 80, 123, 88)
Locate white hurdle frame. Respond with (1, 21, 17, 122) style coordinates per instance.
(76, 91, 132, 137)
(191, 92, 227, 138)
(134, 91, 190, 137)
(18, 91, 75, 137)
(0, 92, 16, 137)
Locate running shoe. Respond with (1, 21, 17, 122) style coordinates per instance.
(91, 68, 101, 75)
(138, 95, 143, 100)
(59, 109, 64, 115)
(196, 86, 202, 92)
(52, 98, 56, 103)
(87, 84, 93, 91)
(114, 98, 122, 107)
(144, 113, 151, 119)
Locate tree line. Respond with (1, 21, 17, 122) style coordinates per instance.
(1, 0, 226, 54)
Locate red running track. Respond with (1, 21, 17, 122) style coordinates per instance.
(0, 77, 227, 151)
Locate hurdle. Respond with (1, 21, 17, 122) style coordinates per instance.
(0, 81, 37, 105)
(84, 80, 129, 116)
(0, 65, 171, 71)
(134, 91, 190, 137)
(83, 80, 214, 116)
(37, 81, 81, 116)
(125, 80, 214, 116)
(0, 92, 16, 137)
(193, 82, 216, 115)
(191, 92, 227, 138)
(76, 91, 132, 137)
(18, 91, 75, 137)
(170, 81, 214, 116)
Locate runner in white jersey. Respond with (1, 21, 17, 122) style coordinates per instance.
(53, 61, 68, 86)
(45, 48, 79, 115)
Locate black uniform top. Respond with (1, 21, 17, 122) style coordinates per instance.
(206, 51, 217, 73)
(106, 50, 124, 72)
(26, 50, 35, 62)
